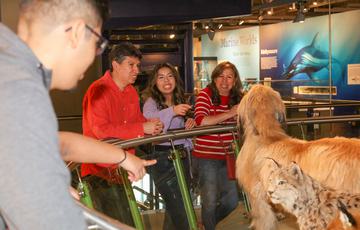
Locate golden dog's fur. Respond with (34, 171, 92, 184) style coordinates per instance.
(235, 84, 360, 230)
(328, 208, 360, 230)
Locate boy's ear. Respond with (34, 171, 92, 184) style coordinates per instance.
(67, 20, 86, 49)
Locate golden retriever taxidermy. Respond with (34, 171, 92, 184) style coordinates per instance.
(235, 84, 360, 230)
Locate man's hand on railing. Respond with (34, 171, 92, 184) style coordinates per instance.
(119, 152, 157, 182)
(143, 119, 164, 135)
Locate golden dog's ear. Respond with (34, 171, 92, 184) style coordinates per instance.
(263, 157, 282, 176)
(265, 157, 281, 168)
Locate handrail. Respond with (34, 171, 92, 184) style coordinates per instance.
(283, 97, 360, 103)
(58, 115, 82, 121)
(103, 124, 238, 148)
(76, 200, 134, 230)
(285, 102, 360, 109)
(286, 115, 360, 125)
(57, 103, 360, 122)
(67, 115, 360, 170)
(103, 115, 360, 149)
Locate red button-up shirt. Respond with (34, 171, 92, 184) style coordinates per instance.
(81, 70, 146, 177)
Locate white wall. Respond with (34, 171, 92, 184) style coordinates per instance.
(201, 26, 260, 80)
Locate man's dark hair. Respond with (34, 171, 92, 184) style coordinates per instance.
(108, 42, 142, 71)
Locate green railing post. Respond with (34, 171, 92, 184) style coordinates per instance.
(76, 168, 94, 209)
(119, 168, 144, 230)
(232, 131, 251, 213)
(170, 143, 198, 230)
(78, 181, 94, 209)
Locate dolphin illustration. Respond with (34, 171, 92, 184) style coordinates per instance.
(281, 33, 343, 85)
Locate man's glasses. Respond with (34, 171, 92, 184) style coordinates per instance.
(65, 24, 108, 56)
(85, 24, 108, 56)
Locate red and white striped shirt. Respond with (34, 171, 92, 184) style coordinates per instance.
(193, 87, 235, 160)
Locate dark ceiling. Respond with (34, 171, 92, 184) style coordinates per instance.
(192, 0, 360, 36)
(105, 0, 251, 29)
(105, 0, 360, 38)
(104, 0, 360, 59)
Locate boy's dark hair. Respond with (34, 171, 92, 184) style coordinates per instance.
(19, 0, 109, 30)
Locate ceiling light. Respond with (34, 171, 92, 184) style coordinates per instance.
(205, 25, 209, 30)
(313, 1, 318, 6)
(218, 24, 223, 29)
(239, 20, 244, 25)
(169, 34, 175, 39)
(267, 8, 273, 15)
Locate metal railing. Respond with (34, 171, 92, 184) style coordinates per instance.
(103, 124, 237, 148)
(76, 200, 134, 230)
(287, 115, 360, 125)
(102, 114, 360, 149)
(70, 114, 360, 229)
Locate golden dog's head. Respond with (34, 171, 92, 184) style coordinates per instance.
(237, 84, 286, 138)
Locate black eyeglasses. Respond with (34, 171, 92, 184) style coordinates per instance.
(85, 24, 108, 56)
(65, 24, 108, 56)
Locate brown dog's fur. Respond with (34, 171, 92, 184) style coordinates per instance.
(236, 84, 360, 230)
(328, 208, 360, 230)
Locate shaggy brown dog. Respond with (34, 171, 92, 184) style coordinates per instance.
(235, 84, 360, 230)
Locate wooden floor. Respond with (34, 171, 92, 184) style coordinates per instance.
(142, 202, 299, 230)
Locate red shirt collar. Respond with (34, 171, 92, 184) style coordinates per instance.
(103, 70, 132, 93)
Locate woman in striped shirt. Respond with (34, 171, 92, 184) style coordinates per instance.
(193, 61, 243, 230)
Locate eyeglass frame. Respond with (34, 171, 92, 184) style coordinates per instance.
(156, 73, 175, 82)
(65, 24, 109, 56)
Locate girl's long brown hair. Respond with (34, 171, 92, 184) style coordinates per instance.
(142, 63, 185, 110)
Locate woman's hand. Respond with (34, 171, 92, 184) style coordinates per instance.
(229, 104, 239, 118)
(173, 104, 192, 116)
(185, 118, 196, 130)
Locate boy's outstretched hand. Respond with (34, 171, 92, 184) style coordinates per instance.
(119, 152, 157, 182)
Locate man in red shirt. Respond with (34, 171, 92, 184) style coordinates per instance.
(81, 42, 163, 225)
